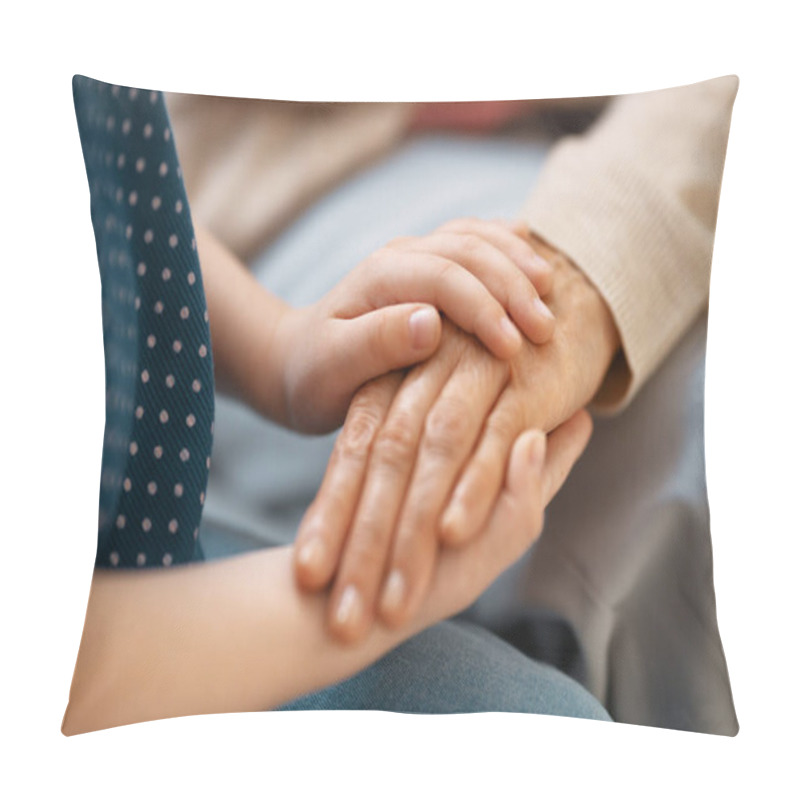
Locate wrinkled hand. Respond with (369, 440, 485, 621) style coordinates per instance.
(294, 238, 621, 642)
(413, 410, 593, 632)
(272, 219, 555, 434)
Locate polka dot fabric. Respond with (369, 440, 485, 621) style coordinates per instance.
(73, 75, 214, 569)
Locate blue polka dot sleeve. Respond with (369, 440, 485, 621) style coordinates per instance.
(73, 75, 215, 569)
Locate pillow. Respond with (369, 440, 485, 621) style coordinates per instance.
(65, 74, 738, 735)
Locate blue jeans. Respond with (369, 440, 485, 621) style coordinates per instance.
(277, 619, 611, 719)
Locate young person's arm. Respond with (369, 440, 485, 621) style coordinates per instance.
(62, 408, 592, 734)
(195, 219, 555, 434)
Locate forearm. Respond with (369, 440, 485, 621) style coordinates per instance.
(63, 547, 415, 734)
(522, 76, 738, 409)
(195, 225, 292, 425)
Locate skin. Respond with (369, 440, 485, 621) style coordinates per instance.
(294, 233, 622, 642)
(64, 219, 570, 734)
(197, 219, 555, 435)
(63, 411, 592, 734)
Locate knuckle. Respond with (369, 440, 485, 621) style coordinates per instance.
(423, 398, 472, 458)
(456, 341, 512, 393)
(485, 403, 522, 444)
(352, 378, 388, 409)
(455, 232, 484, 259)
(432, 256, 457, 283)
(337, 408, 380, 461)
(375, 415, 417, 470)
(369, 246, 398, 271)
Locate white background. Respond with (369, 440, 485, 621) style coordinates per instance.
(2, 0, 798, 796)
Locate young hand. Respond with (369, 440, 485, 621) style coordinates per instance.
(272, 218, 556, 433)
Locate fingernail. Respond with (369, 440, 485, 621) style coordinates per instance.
(499, 316, 522, 347)
(297, 539, 324, 572)
(533, 298, 555, 321)
(409, 307, 439, 349)
(529, 431, 546, 469)
(335, 585, 363, 629)
(381, 570, 406, 615)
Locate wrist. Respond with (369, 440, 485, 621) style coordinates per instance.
(268, 305, 309, 429)
(196, 226, 294, 421)
(217, 291, 294, 425)
(242, 304, 304, 427)
(529, 233, 620, 391)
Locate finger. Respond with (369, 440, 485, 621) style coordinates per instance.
(437, 217, 554, 298)
(490, 218, 559, 293)
(422, 418, 594, 625)
(377, 349, 509, 628)
(360, 250, 524, 359)
(325, 303, 442, 402)
(484, 414, 592, 565)
(493, 218, 533, 241)
(494, 429, 547, 544)
(392, 231, 555, 344)
(326, 355, 455, 643)
(422, 429, 547, 626)
(492, 218, 535, 244)
(293, 374, 402, 592)
(438, 392, 525, 546)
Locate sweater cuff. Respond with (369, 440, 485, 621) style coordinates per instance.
(519, 76, 738, 413)
(520, 137, 714, 413)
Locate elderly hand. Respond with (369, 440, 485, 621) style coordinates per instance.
(412, 410, 593, 632)
(294, 234, 621, 641)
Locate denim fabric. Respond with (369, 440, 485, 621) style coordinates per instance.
(277, 620, 611, 720)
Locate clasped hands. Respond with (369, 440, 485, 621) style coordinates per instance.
(271, 219, 620, 643)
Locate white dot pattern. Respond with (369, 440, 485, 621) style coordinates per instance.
(74, 75, 215, 570)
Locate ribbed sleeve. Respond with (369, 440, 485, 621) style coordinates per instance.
(521, 76, 739, 411)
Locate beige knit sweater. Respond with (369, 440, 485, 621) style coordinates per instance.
(167, 76, 738, 412)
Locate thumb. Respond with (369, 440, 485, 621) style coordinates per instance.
(330, 303, 442, 388)
(502, 412, 593, 535)
(505, 429, 547, 512)
(468, 429, 547, 584)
